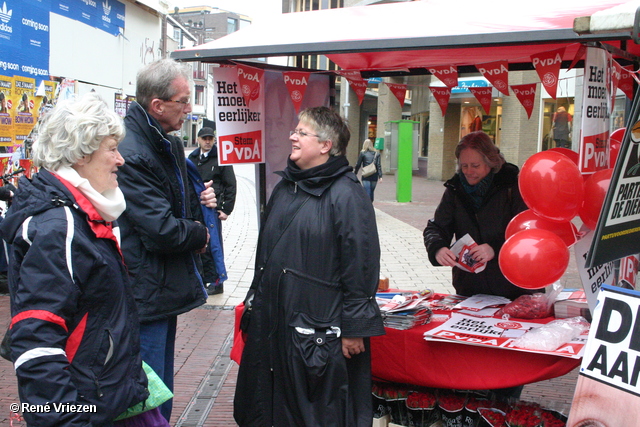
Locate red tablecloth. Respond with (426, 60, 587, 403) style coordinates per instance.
(231, 302, 581, 391)
(370, 317, 581, 390)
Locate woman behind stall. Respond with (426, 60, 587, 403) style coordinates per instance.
(354, 138, 382, 201)
(423, 131, 530, 300)
(0, 93, 149, 426)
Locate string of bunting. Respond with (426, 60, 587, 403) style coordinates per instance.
(227, 43, 640, 118)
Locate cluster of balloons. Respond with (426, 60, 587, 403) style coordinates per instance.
(499, 147, 615, 290)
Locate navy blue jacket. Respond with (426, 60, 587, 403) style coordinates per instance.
(117, 102, 207, 322)
(0, 169, 148, 426)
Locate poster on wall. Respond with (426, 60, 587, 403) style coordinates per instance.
(212, 67, 265, 165)
(12, 76, 36, 150)
(586, 83, 640, 267)
(567, 285, 640, 426)
(579, 47, 611, 175)
(0, 0, 50, 79)
(0, 75, 12, 146)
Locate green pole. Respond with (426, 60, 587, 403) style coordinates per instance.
(396, 121, 413, 202)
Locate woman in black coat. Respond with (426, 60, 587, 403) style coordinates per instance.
(423, 131, 531, 300)
(354, 138, 382, 201)
(234, 107, 384, 427)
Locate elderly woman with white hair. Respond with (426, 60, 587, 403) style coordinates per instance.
(0, 93, 151, 426)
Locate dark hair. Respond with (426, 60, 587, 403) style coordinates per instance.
(455, 131, 505, 173)
(298, 106, 350, 156)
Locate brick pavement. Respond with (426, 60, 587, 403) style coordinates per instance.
(0, 167, 582, 426)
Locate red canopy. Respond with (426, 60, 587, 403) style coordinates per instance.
(171, 0, 640, 72)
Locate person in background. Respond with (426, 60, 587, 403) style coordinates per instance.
(234, 106, 384, 426)
(423, 131, 530, 300)
(0, 93, 149, 425)
(188, 126, 236, 295)
(552, 106, 572, 149)
(354, 138, 382, 202)
(116, 59, 217, 421)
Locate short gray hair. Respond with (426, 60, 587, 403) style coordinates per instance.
(32, 92, 125, 171)
(135, 59, 191, 110)
(298, 106, 350, 156)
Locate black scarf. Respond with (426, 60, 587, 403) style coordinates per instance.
(459, 170, 494, 210)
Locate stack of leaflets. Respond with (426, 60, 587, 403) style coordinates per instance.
(452, 294, 512, 317)
(554, 289, 591, 321)
(377, 292, 433, 330)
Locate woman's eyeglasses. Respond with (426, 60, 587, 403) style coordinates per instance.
(290, 129, 320, 138)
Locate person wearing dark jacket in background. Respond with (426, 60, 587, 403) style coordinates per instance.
(423, 131, 530, 300)
(0, 93, 149, 426)
(188, 126, 236, 295)
(234, 106, 385, 427)
(116, 59, 217, 421)
(354, 138, 382, 201)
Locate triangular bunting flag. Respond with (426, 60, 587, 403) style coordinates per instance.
(430, 86, 451, 116)
(236, 64, 264, 106)
(385, 82, 407, 107)
(427, 65, 458, 88)
(531, 47, 565, 99)
(283, 71, 311, 114)
(336, 70, 364, 82)
(620, 66, 636, 100)
(568, 44, 587, 71)
(510, 83, 537, 119)
(468, 87, 493, 115)
(476, 60, 509, 97)
(611, 58, 622, 112)
(348, 79, 368, 106)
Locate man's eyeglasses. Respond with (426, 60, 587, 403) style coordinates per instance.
(290, 129, 320, 138)
(163, 98, 191, 106)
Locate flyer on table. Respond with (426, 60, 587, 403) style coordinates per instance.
(213, 67, 265, 165)
(424, 313, 587, 359)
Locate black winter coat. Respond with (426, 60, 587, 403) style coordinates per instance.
(117, 102, 207, 322)
(188, 147, 237, 215)
(354, 150, 382, 181)
(234, 156, 385, 427)
(423, 163, 531, 299)
(0, 170, 148, 426)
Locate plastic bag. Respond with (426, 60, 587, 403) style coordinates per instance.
(497, 282, 563, 319)
(512, 316, 589, 351)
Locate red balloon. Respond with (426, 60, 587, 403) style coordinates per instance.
(506, 209, 578, 247)
(519, 151, 584, 222)
(547, 147, 579, 166)
(579, 168, 614, 230)
(499, 229, 570, 289)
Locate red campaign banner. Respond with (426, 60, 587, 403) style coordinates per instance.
(476, 60, 510, 97)
(236, 65, 264, 106)
(531, 47, 565, 99)
(218, 130, 264, 164)
(336, 70, 364, 82)
(282, 71, 311, 114)
(427, 65, 458, 88)
(468, 86, 493, 115)
(429, 86, 451, 116)
(619, 66, 636, 100)
(385, 82, 407, 106)
(349, 79, 369, 105)
(510, 83, 537, 119)
(568, 44, 587, 71)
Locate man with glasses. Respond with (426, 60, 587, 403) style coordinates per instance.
(117, 59, 217, 421)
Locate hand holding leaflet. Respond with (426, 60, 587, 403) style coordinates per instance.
(449, 234, 486, 273)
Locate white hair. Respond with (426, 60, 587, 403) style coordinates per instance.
(32, 92, 125, 171)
